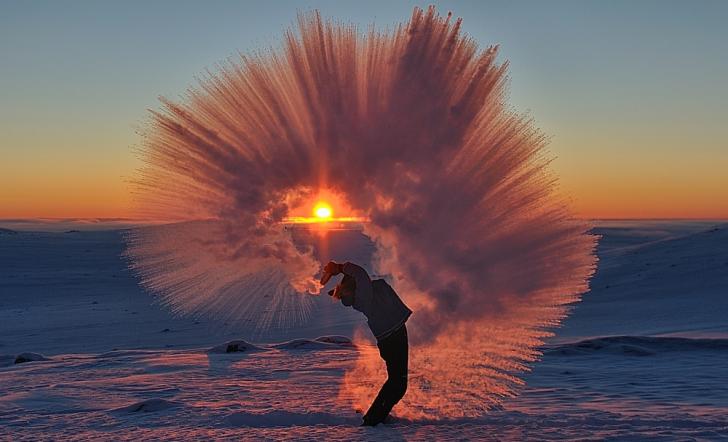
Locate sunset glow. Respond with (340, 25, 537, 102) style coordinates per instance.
(283, 200, 367, 225)
(282, 193, 368, 225)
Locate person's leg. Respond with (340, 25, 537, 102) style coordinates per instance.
(362, 336, 396, 425)
(362, 325, 408, 425)
(384, 325, 408, 409)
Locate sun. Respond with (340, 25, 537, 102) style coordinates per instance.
(281, 191, 367, 225)
(313, 201, 333, 220)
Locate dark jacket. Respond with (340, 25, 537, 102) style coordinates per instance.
(340, 262, 412, 341)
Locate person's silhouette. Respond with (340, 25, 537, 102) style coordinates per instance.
(320, 261, 412, 426)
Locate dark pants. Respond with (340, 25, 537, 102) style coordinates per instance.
(363, 324, 408, 425)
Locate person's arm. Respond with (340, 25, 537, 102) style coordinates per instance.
(341, 262, 373, 311)
(328, 286, 354, 306)
(320, 261, 344, 285)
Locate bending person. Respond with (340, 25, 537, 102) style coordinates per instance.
(320, 261, 412, 426)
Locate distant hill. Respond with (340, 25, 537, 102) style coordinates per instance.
(558, 223, 728, 340)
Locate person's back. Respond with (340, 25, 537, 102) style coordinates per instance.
(366, 278, 412, 339)
(320, 261, 411, 426)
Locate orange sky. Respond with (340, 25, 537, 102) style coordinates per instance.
(1, 114, 726, 220)
(2, 121, 727, 220)
(2, 150, 726, 220)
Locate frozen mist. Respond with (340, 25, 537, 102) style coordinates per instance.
(124, 6, 597, 418)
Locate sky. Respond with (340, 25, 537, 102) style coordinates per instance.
(1, 0, 727, 220)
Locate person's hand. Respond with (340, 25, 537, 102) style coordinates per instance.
(320, 261, 343, 285)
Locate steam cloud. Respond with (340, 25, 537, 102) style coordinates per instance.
(126, 7, 597, 418)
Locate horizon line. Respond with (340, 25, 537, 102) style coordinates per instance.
(2, 216, 728, 223)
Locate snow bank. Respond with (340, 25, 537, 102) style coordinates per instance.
(546, 336, 728, 357)
(14, 352, 50, 364)
(558, 223, 728, 340)
(207, 339, 262, 354)
(97, 349, 160, 359)
(314, 335, 354, 346)
(272, 336, 354, 350)
(113, 398, 179, 413)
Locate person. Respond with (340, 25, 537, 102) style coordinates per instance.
(320, 261, 412, 426)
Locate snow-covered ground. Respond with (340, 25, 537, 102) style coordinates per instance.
(1, 220, 727, 440)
